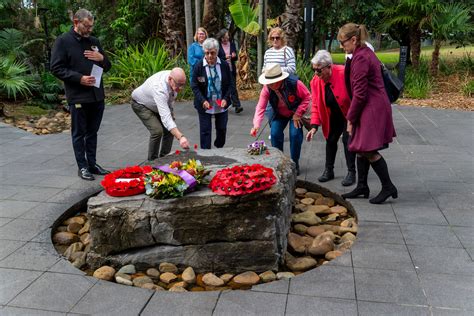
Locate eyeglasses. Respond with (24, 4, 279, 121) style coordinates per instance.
(339, 37, 352, 46)
(170, 77, 186, 88)
(313, 64, 330, 74)
(205, 51, 217, 56)
(270, 36, 281, 41)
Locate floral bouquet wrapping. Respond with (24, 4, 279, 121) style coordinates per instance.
(144, 159, 209, 199)
(247, 140, 268, 155)
(101, 165, 153, 197)
(209, 164, 277, 196)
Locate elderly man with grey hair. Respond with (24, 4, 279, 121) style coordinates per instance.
(191, 38, 232, 149)
(51, 8, 111, 181)
(306, 50, 356, 186)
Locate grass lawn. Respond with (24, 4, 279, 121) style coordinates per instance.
(331, 45, 473, 65)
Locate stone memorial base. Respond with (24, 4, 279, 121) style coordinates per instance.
(86, 148, 296, 274)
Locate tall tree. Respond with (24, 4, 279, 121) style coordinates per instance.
(184, 0, 194, 50)
(161, 0, 185, 57)
(202, 0, 219, 36)
(279, 0, 303, 49)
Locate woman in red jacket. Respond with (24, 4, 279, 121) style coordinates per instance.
(337, 23, 397, 204)
(306, 50, 356, 186)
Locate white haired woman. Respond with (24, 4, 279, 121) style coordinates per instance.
(191, 38, 232, 149)
(306, 50, 356, 186)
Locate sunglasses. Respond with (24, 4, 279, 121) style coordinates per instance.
(313, 64, 330, 74)
(270, 36, 281, 41)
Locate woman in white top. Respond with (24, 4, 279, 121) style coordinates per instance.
(262, 27, 297, 130)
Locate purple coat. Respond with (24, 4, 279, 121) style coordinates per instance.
(347, 46, 396, 153)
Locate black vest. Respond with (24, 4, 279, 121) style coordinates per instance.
(268, 75, 301, 117)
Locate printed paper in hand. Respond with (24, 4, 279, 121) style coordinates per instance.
(91, 64, 103, 88)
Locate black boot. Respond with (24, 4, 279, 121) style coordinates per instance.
(342, 157, 370, 199)
(341, 170, 356, 186)
(318, 168, 334, 182)
(342, 129, 356, 187)
(369, 157, 398, 204)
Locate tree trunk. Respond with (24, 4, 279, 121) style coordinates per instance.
(161, 0, 186, 57)
(237, 35, 253, 89)
(202, 0, 219, 37)
(184, 0, 194, 51)
(409, 25, 421, 70)
(280, 0, 304, 49)
(430, 39, 442, 77)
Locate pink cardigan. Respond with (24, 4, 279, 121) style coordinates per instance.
(310, 64, 351, 139)
(253, 80, 311, 128)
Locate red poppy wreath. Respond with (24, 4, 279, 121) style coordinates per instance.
(101, 165, 153, 197)
(209, 164, 277, 196)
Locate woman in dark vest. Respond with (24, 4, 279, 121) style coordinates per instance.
(250, 63, 311, 175)
(338, 23, 397, 204)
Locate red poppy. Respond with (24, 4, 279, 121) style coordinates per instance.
(265, 150, 270, 155)
(175, 150, 181, 155)
(194, 144, 198, 150)
(101, 165, 151, 197)
(288, 95, 295, 102)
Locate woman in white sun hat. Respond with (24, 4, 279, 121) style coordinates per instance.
(250, 63, 311, 175)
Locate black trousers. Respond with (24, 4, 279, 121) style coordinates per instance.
(197, 110, 228, 149)
(325, 110, 355, 172)
(70, 101, 105, 169)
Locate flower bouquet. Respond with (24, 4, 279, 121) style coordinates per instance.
(209, 164, 277, 196)
(101, 165, 153, 197)
(247, 140, 268, 155)
(144, 159, 209, 199)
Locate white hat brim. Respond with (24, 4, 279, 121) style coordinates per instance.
(258, 71, 289, 85)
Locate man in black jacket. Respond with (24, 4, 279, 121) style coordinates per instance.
(51, 9, 111, 181)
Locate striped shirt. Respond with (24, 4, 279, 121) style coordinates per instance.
(262, 46, 296, 75)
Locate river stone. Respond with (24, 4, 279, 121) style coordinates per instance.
(314, 197, 335, 207)
(72, 252, 86, 269)
(308, 232, 335, 255)
(169, 285, 187, 292)
(142, 283, 165, 291)
(93, 266, 115, 281)
(306, 205, 331, 214)
(292, 211, 321, 226)
(70, 251, 85, 262)
(300, 198, 314, 205)
(340, 232, 356, 243)
(305, 192, 322, 200)
(306, 226, 326, 237)
(118, 264, 136, 274)
(330, 205, 347, 214)
(182, 267, 196, 284)
(80, 233, 91, 245)
(288, 232, 307, 253)
(293, 224, 308, 235)
(295, 188, 307, 198)
(86, 148, 295, 273)
(64, 216, 85, 226)
(146, 268, 160, 278)
(159, 272, 177, 284)
(286, 256, 317, 272)
(53, 232, 79, 246)
(259, 270, 276, 283)
(133, 275, 154, 287)
(341, 218, 356, 227)
(63, 242, 84, 260)
(325, 250, 343, 260)
(219, 273, 233, 284)
(67, 222, 83, 234)
(202, 273, 224, 287)
(294, 204, 307, 212)
(159, 262, 178, 273)
(324, 213, 339, 222)
(233, 271, 260, 286)
(79, 221, 90, 235)
(115, 272, 132, 281)
(115, 275, 133, 286)
(337, 240, 354, 251)
(276, 272, 295, 280)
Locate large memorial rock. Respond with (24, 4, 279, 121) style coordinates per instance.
(86, 148, 296, 273)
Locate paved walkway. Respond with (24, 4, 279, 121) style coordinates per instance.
(0, 101, 473, 315)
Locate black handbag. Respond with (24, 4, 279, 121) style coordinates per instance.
(381, 63, 403, 103)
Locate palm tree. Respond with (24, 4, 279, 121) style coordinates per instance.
(184, 0, 194, 50)
(202, 0, 219, 36)
(428, 3, 472, 76)
(161, 0, 185, 57)
(280, 0, 303, 49)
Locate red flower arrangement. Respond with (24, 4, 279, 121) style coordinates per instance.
(209, 164, 277, 196)
(101, 165, 153, 197)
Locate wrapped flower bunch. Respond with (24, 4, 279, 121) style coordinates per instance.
(209, 164, 277, 196)
(144, 159, 209, 199)
(101, 165, 153, 197)
(247, 140, 268, 155)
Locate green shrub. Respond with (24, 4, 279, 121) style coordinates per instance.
(174, 57, 194, 101)
(403, 60, 432, 99)
(462, 79, 474, 97)
(0, 56, 36, 100)
(295, 57, 314, 88)
(106, 40, 178, 90)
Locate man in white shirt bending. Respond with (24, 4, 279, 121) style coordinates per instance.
(131, 67, 190, 161)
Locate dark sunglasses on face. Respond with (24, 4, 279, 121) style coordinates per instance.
(314, 64, 330, 74)
(271, 36, 281, 41)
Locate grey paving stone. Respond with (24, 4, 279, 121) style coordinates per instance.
(8, 272, 96, 312)
(440, 209, 474, 227)
(18, 202, 69, 220)
(408, 245, 474, 275)
(0, 218, 51, 241)
(357, 301, 429, 316)
(0, 217, 13, 228)
(351, 242, 414, 271)
(286, 295, 357, 316)
(347, 200, 397, 223)
(0, 241, 60, 271)
(70, 280, 152, 315)
(9, 187, 64, 203)
(289, 265, 355, 299)
(424, 181, 472, 195)
(33, 175, 80, 189)
(0, 187, 17, 199)
(0, 200, 38, 218)
(432, 307, 474, 315)
(1, 306, 66, 315)
(213, 290, 287, 316)
(141, 291, 220, 316)
(354, 267, 427, 305)
(400, 224, 463, 248)
(326, 250, 353, 267)
(30, 228, 53, 243)
(419, 273, 474, 310)
(250, 277, 289, 294)
(0, 267, 41, 305)
(0, 240, 25, 261)
(392, 205, 448, 225)
(356, 222, 405, 245)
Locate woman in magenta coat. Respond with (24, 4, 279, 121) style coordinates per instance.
(306, 50, 356, 186)
(337, 23, 397, 204)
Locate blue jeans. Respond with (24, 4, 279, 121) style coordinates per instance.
(270, 116, 303, 168)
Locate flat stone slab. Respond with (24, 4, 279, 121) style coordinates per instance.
(87, 148, 296, 273)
